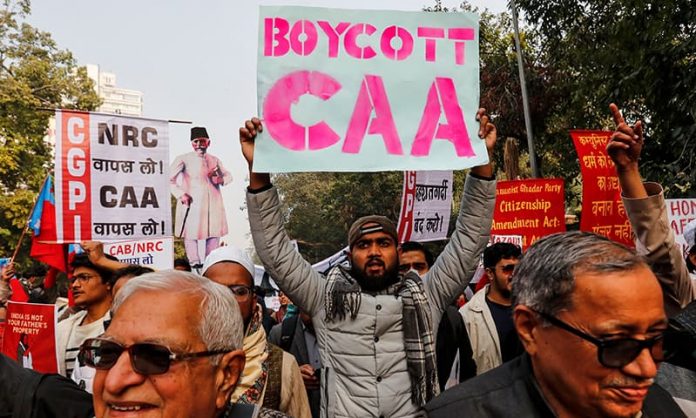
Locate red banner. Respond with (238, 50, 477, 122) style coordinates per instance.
(55, 110, 93, 242)
(491, 179, 566, 249)
(2, 302, 58, 373)
(570, 130, 633, 247)
(397, 171, 417, 243)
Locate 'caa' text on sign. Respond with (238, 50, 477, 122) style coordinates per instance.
(54, 111, 171, 242)
(255, 6, 485, 172)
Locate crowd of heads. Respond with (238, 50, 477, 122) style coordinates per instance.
(2, 170, 693, 418)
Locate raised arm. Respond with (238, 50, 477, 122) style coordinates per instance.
(80, 241, 130, 272)
(240, 118, 272, 190)
(608, 103, 695, 316)
(424, 109, 498, 315)
(607, 103, 647, 199)
(240, 118, 326, 315)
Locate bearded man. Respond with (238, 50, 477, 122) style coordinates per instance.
(238, 108, 498, 418)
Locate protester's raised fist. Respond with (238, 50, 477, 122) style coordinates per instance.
(1, 262, 15, 282)
(470, 108, 498, 178)
(476, 108, 497, 156)
(607, 103, 643, 171)
(239, 117, 263, 168)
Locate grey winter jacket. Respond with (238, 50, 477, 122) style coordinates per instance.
(247, 174, 496, 418)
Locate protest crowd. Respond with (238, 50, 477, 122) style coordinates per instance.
(0, 102, 694, 418)
(2, 6, 696, 418)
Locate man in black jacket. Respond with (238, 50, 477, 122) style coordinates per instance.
(0, 353, 94, 418)
(425, 232, 686, 418)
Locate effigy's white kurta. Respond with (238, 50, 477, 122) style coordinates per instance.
(170, 152, 232, 239)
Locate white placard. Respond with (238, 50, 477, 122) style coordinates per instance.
(54, 110, 171, 242)
(397, 170, 453, 242)
(104, 238, 174, 270)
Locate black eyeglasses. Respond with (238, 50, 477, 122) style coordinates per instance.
(72, 273, 98, 283)
(228, 285, 253, 301)
(533, 310, 669, 368)
(498, 264, 516, 273)
(79, 338, 231, 375)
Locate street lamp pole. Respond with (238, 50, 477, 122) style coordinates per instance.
(510, 0, 539, 178)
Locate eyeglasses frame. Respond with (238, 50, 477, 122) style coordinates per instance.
(79, 337, 232, 375)
(531, 309, 667, 369)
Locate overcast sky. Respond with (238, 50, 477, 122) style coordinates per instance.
(28, 0, 509, 250)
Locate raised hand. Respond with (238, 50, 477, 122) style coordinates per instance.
(471, 108, 497, 178)
(607, 103, 643, 171)
(239, 117, 270, 189)
(81, 241, 106, 265)
(239, 117, 263, 170)
(1, 262, 15, 282)
(476, 107, 497, 156)
(607, 103, 647, 199)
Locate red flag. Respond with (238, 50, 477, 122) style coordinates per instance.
(43, 267, 59, 289)
(29, 177, 68, 272)
(8, 278, 29, 303)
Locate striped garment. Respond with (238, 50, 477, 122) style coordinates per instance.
(63, 314, 109, 376)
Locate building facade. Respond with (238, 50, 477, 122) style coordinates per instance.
(86, 64, 143, 117)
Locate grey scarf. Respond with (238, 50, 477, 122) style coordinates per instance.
(324, 267, 440, 406)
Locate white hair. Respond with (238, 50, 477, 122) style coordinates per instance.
(512, 231, 647, 318)
(113, 270, 243, 363)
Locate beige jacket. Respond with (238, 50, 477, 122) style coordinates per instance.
(261, 351, 311, 418)
(459, 285, 501, 376)
(622, 182, 696, 317)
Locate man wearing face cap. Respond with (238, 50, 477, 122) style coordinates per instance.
(170, 127, 232, 269)
(239, 108, 498, 418)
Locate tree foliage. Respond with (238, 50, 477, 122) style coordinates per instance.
(257, 0, 696, 260)
(273, 3, 550, 262)
(273, 172, 403, 263)
(516, 0, 696, 196)
(0, 0, 100, 269)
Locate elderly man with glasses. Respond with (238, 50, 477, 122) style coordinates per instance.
(202, 246, 311, 418)
(425, 231, 686, 418)
(80, 270, 291, 418)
